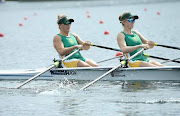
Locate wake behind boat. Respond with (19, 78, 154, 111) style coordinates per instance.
(0, 66, 180, 81)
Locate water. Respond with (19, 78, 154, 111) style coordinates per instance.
(0, 0, 180, 116)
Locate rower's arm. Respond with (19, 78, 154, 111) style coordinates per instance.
(134, 30, 155, 48)
(117, 32, 146, 53)
(53, 35, 80, 56)
(72, 33, 91, 50)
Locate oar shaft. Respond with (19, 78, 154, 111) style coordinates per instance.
(155, 43, 180, 50)
(81, 48, 145, 90)
(16, 64, 55, 89)
(148, 55, 180, 63)
(97, 55, 123, 64)
(161, 57, 180, 64)
(129, 48, 144, 59)
(80, 63, 123, 90)
(91, 44, 121, 51)
(16, 49, 80, 89)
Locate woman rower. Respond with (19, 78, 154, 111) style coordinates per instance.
(117, 12, 164, 67)
(53, 14, 98, 68)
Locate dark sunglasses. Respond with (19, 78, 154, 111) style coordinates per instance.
(127, 19, 135, 23)
(63, 22, 71, 25)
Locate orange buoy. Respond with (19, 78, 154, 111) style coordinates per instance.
(104, 30, 109, 35)
(157, 12, 160, 15)
(0, 33, 4, 37)
(19, 23, 23, 26)
(24, 16, 28, 20)
(99, 20, 104, 24)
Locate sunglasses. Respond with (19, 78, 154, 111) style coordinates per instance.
(63, 22, 71, 25)
(127, 19, 135, 23)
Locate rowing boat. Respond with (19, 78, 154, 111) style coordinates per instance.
(0, 66, 180, 81)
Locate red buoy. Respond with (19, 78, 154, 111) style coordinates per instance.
(104, 30, 109, 35)
(99, 20, 104, 24)
(0, 33, 4, 37)
(24, 16, 28, 20)
(157, 12, 160, 15)
(34, 12, 37, 16)
(87, 14, 91, 18)
(144, 8, 148, 12)
(19, 23, 23, 26)
(116, 52, 123, 57)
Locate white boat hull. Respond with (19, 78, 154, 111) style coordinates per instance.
(0, 66, 180, 81)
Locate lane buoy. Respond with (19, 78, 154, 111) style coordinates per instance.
(157, 12, 160, 15)
(19, 23, 23, 26)
(87, 14, 91, 18)
(144, 8, 148, 12)
(99, 20, 104, 24)
(34, 12, 37, 16)
(24, 16, 28, 20)
(116, 52, 123, 57)
(0, 33, 4, 37)
(104, 30, 109, 35)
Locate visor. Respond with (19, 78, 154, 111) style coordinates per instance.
(120, 13, 139, 21)
(58, 17, 74, 25)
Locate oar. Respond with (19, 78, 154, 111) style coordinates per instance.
(16, 49, 80, 89)
(97, 52, 123, 64)
(144, 53, 180, 63)
(80, 48, 145, 90)
(154, 43, 180, 50)
(91, 44, 121, 51)
(92, 44, 180, 64)
(161, 57, 180, 64)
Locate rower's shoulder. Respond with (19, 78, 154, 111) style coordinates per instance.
(71, 32, 79, 38)
(53, 34, 62, 41)
(133, 30, 141, 35)
(117, 32, 125, 39)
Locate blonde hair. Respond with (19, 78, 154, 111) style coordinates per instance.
(57, 14, 67, 24)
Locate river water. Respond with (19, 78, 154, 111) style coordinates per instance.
(0, 0, 180, 116)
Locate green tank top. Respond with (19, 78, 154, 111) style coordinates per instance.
(122, 31, 149, 62)
(57, 33, 86, 62)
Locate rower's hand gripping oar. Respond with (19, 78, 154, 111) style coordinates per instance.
(154, 43, 180, 50)
(16, 49, 80, 89)
(80, 48, 145, 90)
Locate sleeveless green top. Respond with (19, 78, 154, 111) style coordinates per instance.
(122, 31, 149, 62)
(57, 33, 86, 62)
